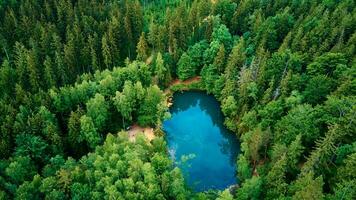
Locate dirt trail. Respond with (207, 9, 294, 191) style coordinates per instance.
(170, 76, 201, 86)
(164, 76, 201, 94)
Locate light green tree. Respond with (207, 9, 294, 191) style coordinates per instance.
(86, 93, 109, 131)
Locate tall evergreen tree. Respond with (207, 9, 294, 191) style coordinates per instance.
(43, 56, 56, 89)
(136, 32, 149, 62)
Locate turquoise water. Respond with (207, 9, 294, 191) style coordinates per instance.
(163, 91, 240, 191)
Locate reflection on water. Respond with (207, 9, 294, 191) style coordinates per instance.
(163, 91, 240, 191)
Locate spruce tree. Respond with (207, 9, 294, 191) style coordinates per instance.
(136, 32, 149, 62)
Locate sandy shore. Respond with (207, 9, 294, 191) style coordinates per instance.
(127, 124, 155, 142)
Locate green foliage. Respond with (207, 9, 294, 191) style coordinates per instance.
(328, 179, 356, 200)
(5, 156, 36, 185)
(0, 60, 16, 97)
(211, 24, 233, 51)
(86, 93, 109, 131)
(155, 52, 170, 86)
(241, 127, 270, 165)
(138, 85, 166, 126)
(222, 96, 238, 131)
(237, 155, 252, 181)
(177, 53, 195, 80)
(307, 53, 347, 77)
(0, 0, 355, 199)
(14, 175, 42, 200)
(113, 82, 135, 128)
(37, 132, 191, 199)
(290, 172, 324, 200)
(222, 96, 237, 117)
(275, 104, 320, 146)
(265, 155, 288, 199)
(221, 38, 246, 100)
(136, 32, 149, 61)
(236, 176, 263, 200)
(303, 75, 334, 105)
(216, 189, 233, 200)
(14, 134, 48, 162)
(201, 43, 226, 95)
(80, 115, 101, 150)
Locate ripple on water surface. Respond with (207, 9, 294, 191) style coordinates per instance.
(163, 91, 240, 191)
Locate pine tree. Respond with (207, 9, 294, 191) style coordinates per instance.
(148, 21, 164, 51)
(0, 60, 16, 97)
(265, 155, 288, 199)
(301, 125, 344, 176)
(236, 176, 263, 200)
(136, 32, 149, 61)
(88, 34, 99, 71)
(102, 33, 112, 69)
(291, 171, 324, 200)
(213, 44, 226, 73)
(287, 134, 304, 173)
(177, 53, 194, 80)
(54, 50, 67, 86)
(124, 7, 134, 59)
(43, 56, 56, 89)
(64, 39, 77, 82)
(237, 67, 254, 108)
(67, 108, 85, 155)
(107, 22, 120, 67)
(155, 52, 169, 86)
(14, 43, 28, 90)
(221, 38, 246, 99)
(26, 50, 40, 92)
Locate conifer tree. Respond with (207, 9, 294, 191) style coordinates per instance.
(27, 50, 40, 92)
(43, 56, 56, 89)
(265, 155, 288, 199)
(236, 176, 263, 200)
(136, 32, 149, 61)
(177, 53, 194, 80)
(64, 32, 77, 80)
(213, 44, 226, 73)
(155, 52, 169, 86)
(221, 38, 246, 99)
(291, 171, 324, 200)
(102, 33, 112, 69)
(54, 50, 67, 86)
(88, 34, 99, 71)
(0, 60, 16, 97)
(14, 43, 28, 90)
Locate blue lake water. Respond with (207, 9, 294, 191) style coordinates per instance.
(163, 91, 240, 191)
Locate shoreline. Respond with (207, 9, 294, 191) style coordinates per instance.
(128, 76, 203, 142)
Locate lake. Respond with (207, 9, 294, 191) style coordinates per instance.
(163, 91, 240, 191)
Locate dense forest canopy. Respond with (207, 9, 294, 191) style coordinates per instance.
(0, 0, 355, 199)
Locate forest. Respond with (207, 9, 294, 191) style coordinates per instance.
(0, 0, 355, 199)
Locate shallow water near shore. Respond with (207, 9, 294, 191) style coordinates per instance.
(163, 91, 240, 191)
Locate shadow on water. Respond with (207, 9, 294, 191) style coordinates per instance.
(163, 91, 240, 192)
